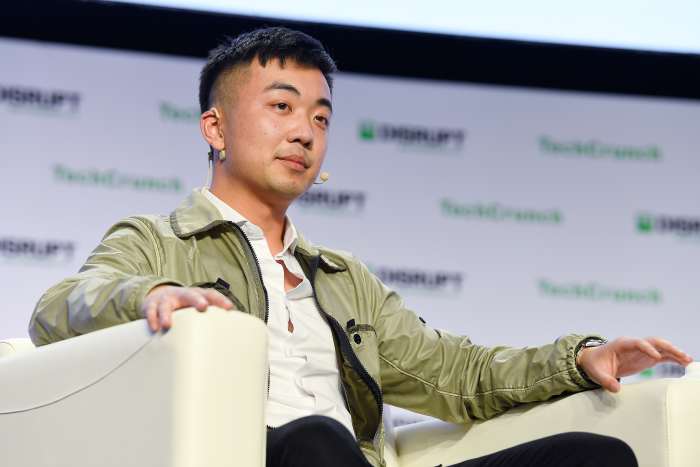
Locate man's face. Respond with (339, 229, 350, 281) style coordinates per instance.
(216, 58, 332, 203)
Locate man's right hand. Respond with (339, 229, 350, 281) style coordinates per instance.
(141, 285, 234, 332)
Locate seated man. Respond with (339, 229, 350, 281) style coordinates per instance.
(29, 27, 691, 467)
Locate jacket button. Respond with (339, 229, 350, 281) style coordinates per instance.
(353, 334, 362, 344)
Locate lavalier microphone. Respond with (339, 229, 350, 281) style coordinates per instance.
(314, 172, 330, 185)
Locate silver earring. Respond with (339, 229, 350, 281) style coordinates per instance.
(218, 149, 226, 162)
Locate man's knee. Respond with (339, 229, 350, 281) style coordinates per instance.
(588, 434, 637, 466)
(555, 432, 637, 467)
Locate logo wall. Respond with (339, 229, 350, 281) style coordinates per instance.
(359, 120, 465, 152)
(441, 199, 562, 225)
(637, 213, 700, 237)
(54, 164, 184, 193)
(539, 135, 662, 162)
(369, 264, 464, 294)
(1, 84, 81, 115)
(0, 237, 75, 264)
(298, 188, 366, 213)
(1, 37, 699, 365)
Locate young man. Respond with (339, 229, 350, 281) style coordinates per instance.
(30, 27, 691, 467)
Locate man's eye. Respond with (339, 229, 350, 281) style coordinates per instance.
(275, 102, 289, 111)
(315, 115, 329, 126)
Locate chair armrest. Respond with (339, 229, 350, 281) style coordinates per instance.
(0, 338, 35, 357)
(0, 307, 268, 467)
(394, 378, 700, 467)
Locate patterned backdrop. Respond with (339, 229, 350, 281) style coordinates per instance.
(1, 37, 699, 387)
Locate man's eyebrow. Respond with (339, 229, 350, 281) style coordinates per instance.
(317, 97, 333, 113)
(263, 81, 300, 95)
(264, 80, 333, 112)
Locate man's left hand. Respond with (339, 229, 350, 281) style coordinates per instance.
(576, 337, 693, 393)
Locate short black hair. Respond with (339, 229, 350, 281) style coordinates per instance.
(199, 27, 337, 113)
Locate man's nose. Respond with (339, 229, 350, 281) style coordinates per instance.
(287, 115, 314, 149)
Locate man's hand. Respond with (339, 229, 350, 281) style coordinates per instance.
(577, 336, 693, 393)
(141, 285, 234, 332)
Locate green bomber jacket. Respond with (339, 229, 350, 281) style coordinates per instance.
(29, 188, 599, 466)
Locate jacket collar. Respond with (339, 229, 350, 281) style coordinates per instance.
(170, 188, 346, 272)
(170, 189, 228, 238)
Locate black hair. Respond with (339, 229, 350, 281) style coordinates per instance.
(199, 27, 337, 113)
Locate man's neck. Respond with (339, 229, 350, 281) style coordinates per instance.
(209, 182, 289, 256)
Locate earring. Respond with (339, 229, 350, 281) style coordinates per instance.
(218, 149, 226, 162)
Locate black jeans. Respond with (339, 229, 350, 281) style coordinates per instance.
(266, 416, 638, 467)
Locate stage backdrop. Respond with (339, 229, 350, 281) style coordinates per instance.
(2, 37, 699, 400)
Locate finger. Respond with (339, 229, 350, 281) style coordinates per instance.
(157, 300, 174, 330)
(580, 363, 621, 393)
(599, 374, 621, 393)
(144, 301, 159, 332)
(177, 288, 209, 312)
(659, 350, 694, 366)
(199, 288, 234, 310)
(635, 339, 662, 361)
(647, 337, 693, 365)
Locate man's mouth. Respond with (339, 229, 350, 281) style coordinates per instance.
(277, 155, 308, 171)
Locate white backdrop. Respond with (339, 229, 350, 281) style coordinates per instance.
(2, 37, 699, 386)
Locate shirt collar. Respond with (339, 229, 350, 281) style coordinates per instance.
(202, 187, 298, 255)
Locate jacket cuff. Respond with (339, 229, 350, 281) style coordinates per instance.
(128, 276, 184, 320)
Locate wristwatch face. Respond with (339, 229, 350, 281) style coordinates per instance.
(583, 338, 607, 348)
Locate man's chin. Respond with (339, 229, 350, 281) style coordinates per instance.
(266, 180, 310, 202)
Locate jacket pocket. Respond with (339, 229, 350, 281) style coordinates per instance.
(190, 278, 246, 313)
(347, 324, 381, 385)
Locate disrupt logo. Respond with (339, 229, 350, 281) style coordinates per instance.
(371, 265, 464, 293)
(159, 101, 199, 122)
(538, 279, 662, 305)
(639, 362, 686, 379)
(0, 237, 75, 263)
(54, 164, 184, 193)
(297, 189, 365, 213)
(539, 135, 661, 162)
(0, 85, 80, 114)
(441, 199, 562, 225)
(637, 213, 700, 237)
(359, 120, 465, 151)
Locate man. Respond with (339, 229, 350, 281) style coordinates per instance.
(30, 27, 691, 467)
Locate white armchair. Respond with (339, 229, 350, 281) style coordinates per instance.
(1, 308, 699, 467)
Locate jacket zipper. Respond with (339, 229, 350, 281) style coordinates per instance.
(227, 221, 269, 323)
(227, 221, 272, 399)
(304, 255, 384, 441)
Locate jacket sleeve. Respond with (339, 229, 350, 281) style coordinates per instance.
(360, 264, 601, 423)
(28, 217, 183, 346)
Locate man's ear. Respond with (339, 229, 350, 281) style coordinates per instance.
(200, 107, 225, 151)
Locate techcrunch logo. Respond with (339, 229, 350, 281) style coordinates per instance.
(637, 213, 700, 237)
(297, 189, 365, 214)
(54, 164, 184, 193)
(538, 279, 662, 305)
(539, 135, 661, 162)
(0, 85, 80, 114)
(159, 101, 199, 123)
(370, 264, 464, 294)
(0, 237, 75, 263)
(441, 199, 562, 225)
(359, 120, 465, 152)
